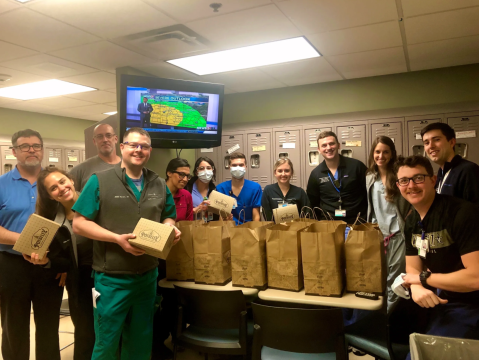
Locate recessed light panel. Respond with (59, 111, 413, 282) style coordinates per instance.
(167, 37, 320, 75)
(103, 111, 117, 115)
(0, 79, 96, 100)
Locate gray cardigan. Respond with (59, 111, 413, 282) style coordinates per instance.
(366, 172, 412, 232)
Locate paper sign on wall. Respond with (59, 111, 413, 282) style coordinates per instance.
(252, 145, 266, 152)
(456, 130, 476, 139)
(49, 157, 59, 163)
(5, 155, 15, 160)
(415, 134, 422, 140)
(68, 156, 78, 162)
(227, 144, 240, 154)
(282, 143, 296, 149)
(201, 148, 214, 153)
(310, 141, 317, 148)
(345, 141, 361, 147)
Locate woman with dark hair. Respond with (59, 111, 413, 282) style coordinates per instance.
(186, 156, 217, 220)
(366, 136, 411, 312)
(165, 157, 194, 222)
(25, 167, 95, 360)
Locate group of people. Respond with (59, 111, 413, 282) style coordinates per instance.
(0, 121, 478, 360)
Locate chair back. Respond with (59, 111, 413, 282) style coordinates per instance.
(174, 285, 246, 329)
(252, 303, 345, 355)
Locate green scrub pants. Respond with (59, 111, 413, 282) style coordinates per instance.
(92, 268, 158, 360)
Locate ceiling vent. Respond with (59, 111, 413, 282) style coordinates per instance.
(112, 24, 210, 60)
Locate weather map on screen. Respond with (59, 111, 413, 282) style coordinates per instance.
(125, 86, 219, 134)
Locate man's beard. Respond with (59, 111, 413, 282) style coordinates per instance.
(23, 158, 41, 167)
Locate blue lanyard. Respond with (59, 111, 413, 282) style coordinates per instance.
(418, 221, 426, 240)
(327, 171, 341, 194)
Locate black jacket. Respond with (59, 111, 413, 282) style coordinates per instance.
(436, 155, 479, 204)
(306, 155, 368, 224)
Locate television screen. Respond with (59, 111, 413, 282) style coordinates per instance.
(119, 75, 224, 149)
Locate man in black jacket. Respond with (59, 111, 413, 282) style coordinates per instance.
(138, 97, 154, 128)
(306, 131, 368, 224)
(421, 122, 479, 204)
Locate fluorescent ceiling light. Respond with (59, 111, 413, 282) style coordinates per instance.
(0, 79, 96, 100)
(167, 37, 320, 75)
(15, 0, 34, 3)
(103, 111, 117, 115)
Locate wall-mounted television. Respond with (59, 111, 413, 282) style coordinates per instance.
(119, 74, 224, 149)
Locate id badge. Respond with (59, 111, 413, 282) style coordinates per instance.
(232, 199, 238, 209)
(418, 239, 428, 258)
(335, 209, 346, 217)
(208, 212, 214, 221)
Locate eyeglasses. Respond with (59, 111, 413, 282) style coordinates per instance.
(94, 133, 116, 140)
(197, 166, 214, 171)
(14, 144, 43, 152)
(397, 174, 431, 187)
(123, 142, 151, 151)
(172, 171, 192, 180)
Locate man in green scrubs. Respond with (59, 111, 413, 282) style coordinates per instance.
(72, 127, 179, 360)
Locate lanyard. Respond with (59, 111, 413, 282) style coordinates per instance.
(436, 169, 452, 194)
(327, 171, 341, 193)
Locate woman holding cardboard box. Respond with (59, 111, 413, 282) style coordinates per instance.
(25, 167, 95, 360)
(366, 136, 412, 313)
(262, 158, 310, 222)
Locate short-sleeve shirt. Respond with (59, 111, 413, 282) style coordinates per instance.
(0, 167, 37, 255)
(173, 188, 194, 221)
(261, 183, 310, 222)
(404, 194, 479, 302)
(72, 174, 176, 222)
(69, 155, 120, 192)
(215, 179, 262, 225)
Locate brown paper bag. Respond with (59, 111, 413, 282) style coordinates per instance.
(265, 222, 310, 291)
(166, 220, 201, 281)
(207, 190, 235, 216)
(345, 223, 386, 294)
(272, 204, 300, 224)
(192, 220, 235, 285)
(301, 221, 347, 297)
(229, 221, 274, 289)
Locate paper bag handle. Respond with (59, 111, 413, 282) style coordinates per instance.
(353, 212, 362, 226)
(238, 208, 246, 225)
(300, 206, 316, 220)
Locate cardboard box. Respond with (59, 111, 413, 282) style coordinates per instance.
(130, 218, 175, 260)
(272, 204, 300, 224)
(13, 214, 61, 260)
(207, 190, 235, 216)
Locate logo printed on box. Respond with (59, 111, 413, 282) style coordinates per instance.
(31, 227, 49, 249)
(138, 230, 161, 243)
(280, 213, 295, 221)
(214, 199, 228, 208)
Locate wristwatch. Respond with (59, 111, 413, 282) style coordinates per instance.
(420, 270, 432, 287)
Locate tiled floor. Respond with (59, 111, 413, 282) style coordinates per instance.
(0, 292, 373, 359)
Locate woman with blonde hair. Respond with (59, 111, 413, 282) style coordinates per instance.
(25, 167, 95, 360)
(261, 158, 310, 221)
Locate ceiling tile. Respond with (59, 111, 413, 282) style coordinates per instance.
(144, 0, 271, 23)
(0, 66, 46, 87)
(326, 47, 407, 79)
(277, 0, 398, 34)
(104, 102, 117, 107)
(30, 0, 176, 39)
(260, 57, 342, 86)
(0, 0, 20, 14)
(71, 103, 117, 115)
(308, 21, 402, 56)
(49, 41, 155, 72)
(0, 40, 38, 63)
(0, 97, 21, 106)
(187, 4, 301, 49)
(0, 8, 100, 52)
(409, 35, 479, 71)
(0, 54, 97, 78)
(402, 0, 479, 17)
(405, 7, 479, 44)
(60, 72, 116, 90)
(64, 90, 117, 104)
(135, 61, 201, 81)
(201, 68, 285, 93)
(28, 97, 96, 109)
(0, 101, 57, 113)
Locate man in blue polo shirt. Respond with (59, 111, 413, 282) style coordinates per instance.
(216, 152, 262, 224)
(0, 129, 64, 360)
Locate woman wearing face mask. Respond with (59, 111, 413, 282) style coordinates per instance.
(262, 158, 310, 221)
(186, 156, 218, 221)
(366, 136, 411, 313)
(24, 167, 95, 360)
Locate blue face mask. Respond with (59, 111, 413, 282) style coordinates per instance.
(230, 167, 246, 179)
